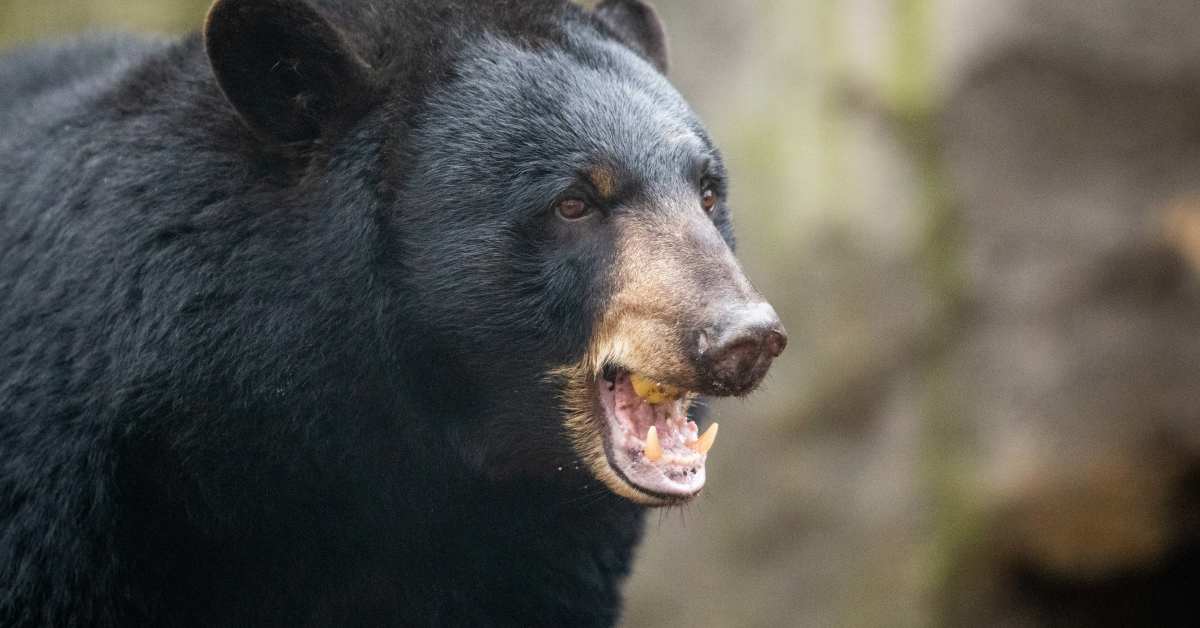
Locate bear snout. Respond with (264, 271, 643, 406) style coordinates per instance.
(696, 301, 787, 396)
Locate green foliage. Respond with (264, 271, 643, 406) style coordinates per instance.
(0, 0, 209, 47)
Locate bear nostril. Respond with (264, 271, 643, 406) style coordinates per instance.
(765, 329, 787, 358)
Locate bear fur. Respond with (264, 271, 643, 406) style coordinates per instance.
(0, 1, 754, 625)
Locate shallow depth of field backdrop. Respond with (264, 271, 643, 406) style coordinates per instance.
(4, 1, 1199, 626)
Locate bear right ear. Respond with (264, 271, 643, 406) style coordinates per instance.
(594, 0, 670, 74)
(204, 0, 374, 143)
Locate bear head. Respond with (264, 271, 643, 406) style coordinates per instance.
(203, 0, 786, 506)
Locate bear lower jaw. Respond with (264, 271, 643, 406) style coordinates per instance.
(591, 368, 711, 504)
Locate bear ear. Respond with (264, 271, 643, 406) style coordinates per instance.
(204, 0, 373, 143)
(593, 0, 670, 74)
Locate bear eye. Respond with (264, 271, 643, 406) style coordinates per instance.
(701, 187, 718, 213)
(556, 198, 591, 221)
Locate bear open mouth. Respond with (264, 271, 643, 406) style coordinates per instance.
(594, 367, 715, 502)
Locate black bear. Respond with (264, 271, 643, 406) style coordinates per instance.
(0, 0, 786, 625)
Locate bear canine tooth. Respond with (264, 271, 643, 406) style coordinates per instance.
(688, 423, 719, 455)
(644, 425, 662, 461)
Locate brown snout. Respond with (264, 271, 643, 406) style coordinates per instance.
(602, 207, 787, 396)
(699, 301, 787, 395)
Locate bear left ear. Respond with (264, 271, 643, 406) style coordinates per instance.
(204, 0, 374, 143)
(593, 0, 670, 74)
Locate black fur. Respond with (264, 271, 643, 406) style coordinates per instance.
(0, 1, 731, 625)
(205, 0, 376, 142)
(593, 0, 670, 73)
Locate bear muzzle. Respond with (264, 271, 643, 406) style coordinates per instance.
(560, 210, 789, 505)
(695, 300, 788, 396)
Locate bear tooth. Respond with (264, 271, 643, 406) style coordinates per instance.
(629, 372, 682, 405)
(644, 426, 662, 461)
(688, 423, 718, 455)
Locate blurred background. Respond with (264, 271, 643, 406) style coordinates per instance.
(4, 1, 1199, 626)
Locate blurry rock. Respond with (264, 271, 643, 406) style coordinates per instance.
(1163, 197, 1200, 275)
(941, 1, 1200, 623)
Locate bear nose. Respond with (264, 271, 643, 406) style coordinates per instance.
(701, 302, 787, 395)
